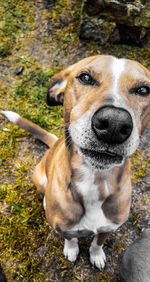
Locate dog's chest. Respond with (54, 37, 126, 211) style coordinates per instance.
(69, 166, 120, 235)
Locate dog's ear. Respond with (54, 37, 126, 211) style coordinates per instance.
(47, 68, 71, 106)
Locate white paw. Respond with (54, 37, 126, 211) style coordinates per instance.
(90, 244, 106, 270)
(63, 238, 79, 262)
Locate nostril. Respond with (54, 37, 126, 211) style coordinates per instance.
(95, 119, 109, 130)
(120, 124, 132, 136)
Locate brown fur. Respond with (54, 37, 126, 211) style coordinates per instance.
(35, 55, 150, 244)
(2, 55, 150, 268)
(33, 55, 150, 236)
(20, 56, 150, 236)
(16, 117, 57, 147)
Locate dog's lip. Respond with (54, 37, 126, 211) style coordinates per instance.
(80, 147, 123, 162)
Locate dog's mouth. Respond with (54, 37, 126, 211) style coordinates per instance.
(80, 148, 123, 165)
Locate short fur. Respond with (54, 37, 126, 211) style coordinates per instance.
(1, 55, 150, 269)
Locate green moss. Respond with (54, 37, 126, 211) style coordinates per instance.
(0, 42, 64, 281)
(50, 0, 82, 56)
(1, 0, 150, 280)
(0, 0, 35, 58)
(0, 40, 65, 282)
(131, 213, 141, 226)
(0, 40, 12, 57)
(0, 125, 23, 166)
(114, 241, 124, 254)
(51, 0, 66, 21)
(131, 151, 150, 182)
(0, 167, 48, 280)
(18, 69, 63, 135)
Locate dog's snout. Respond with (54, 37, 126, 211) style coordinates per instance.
(92, 106, 133, 144)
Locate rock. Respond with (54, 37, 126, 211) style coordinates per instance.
(80, 0, 150, 46)
(15, 66, 24, 75)
(120, 229, 150, 282)
(80, 15, 116, 45)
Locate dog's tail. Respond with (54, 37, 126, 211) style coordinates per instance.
(1, 110, 58, 147)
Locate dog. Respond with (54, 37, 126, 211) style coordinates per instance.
(1, 55, 150, 269)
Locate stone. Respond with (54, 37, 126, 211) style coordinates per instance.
(15, 66, 24, 75)
(80, 0, 150, 46)
(80, 14, 116, 45)
(120, 229, 150, 282)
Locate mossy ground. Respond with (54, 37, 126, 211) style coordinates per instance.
(0, 0, 150, 281)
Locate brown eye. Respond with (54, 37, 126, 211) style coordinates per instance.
(135, 86, 150, 96)
(76, 71, 97, 86)
(129, 84, 150, 97)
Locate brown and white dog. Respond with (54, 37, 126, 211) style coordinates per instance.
(1, 55, 150, 269)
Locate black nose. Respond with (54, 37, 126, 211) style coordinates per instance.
(91, 105, 133, 145)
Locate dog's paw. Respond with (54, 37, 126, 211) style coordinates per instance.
(63, 238, 79, 262)
(90, 244, 106, 270)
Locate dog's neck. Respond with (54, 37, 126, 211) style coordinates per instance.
(67, 141, 131, 201)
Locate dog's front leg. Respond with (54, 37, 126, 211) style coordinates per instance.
(63, 238, 79, 262)
(89, 232, 110, 269)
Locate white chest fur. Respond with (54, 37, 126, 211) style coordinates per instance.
(69, 165, 121, 234)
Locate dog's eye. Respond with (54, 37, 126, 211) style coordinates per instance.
(135, 86, 150, 96)
(76, 71, 97, 86)
(130, 84, 150, 96)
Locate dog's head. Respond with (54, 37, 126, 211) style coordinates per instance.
(47, 55, 150, 170)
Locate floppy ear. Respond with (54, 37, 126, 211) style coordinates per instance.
(47, 68, 71, 106)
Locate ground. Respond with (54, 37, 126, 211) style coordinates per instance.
(0, 0, 150, 281)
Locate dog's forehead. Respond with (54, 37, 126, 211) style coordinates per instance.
(72, 55, 112, 75)
(123, 58, 150, 80)
(87, 55, 112, 72)
(71, 55, 150, 81)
